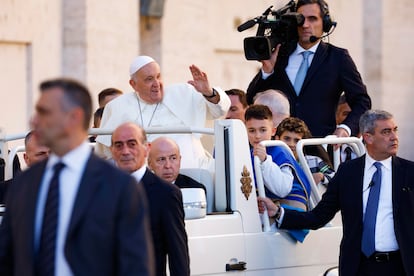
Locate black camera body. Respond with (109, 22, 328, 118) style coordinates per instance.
(238, 1, 304, 60)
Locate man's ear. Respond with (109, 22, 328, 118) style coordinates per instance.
(271, 127, 277, 137)
(129, 79, 135, 89)
(362, 132, 372, 145)
(67, 107, 84, 130)
(144, 142, 151, 158)
(23, 153, 29, 165)
(274, 135, 280, 140)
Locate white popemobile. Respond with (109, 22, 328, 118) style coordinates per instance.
(0, 119, 365, 275)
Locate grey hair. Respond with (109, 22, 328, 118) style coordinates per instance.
(253, 89, 290, 117)
(359, 109, 393, 134)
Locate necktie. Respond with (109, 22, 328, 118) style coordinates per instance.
(344, 146, 353, 161)
(37, 162, 65, 276)
(361, 162, 382, 257)
(294, 51, 312, 95)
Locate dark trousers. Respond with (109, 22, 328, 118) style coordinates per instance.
(358, 251, 405, 276)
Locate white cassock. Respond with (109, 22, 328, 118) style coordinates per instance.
(95, 83, 230, 170)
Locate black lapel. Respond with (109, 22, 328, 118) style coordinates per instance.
(23, 161, 48, 261)
(66, 154, 101, 237)
(391, 156, 403, 212)
(301, 42, 329, 94)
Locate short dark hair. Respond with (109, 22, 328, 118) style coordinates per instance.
(24, 130, 35, 147)
(98, 88, 123, 106)
(39, 78, 92, 130)
(225, 89, 248, 108)
(296, 0, 329, 17)
(245, 104, 273, 122)
(276, 117, 312, 138)
(359, 110, 393, 134)
(93, 107, 105, 128)
(111, 122, 147, 146)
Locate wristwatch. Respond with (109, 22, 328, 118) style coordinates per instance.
(272, 202, 282, 220)
(204, 88, 217, 98)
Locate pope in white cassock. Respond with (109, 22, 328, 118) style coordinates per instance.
(95, 56, 231, 170)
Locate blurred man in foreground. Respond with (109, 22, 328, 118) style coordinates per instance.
(0, 78, 154, 275)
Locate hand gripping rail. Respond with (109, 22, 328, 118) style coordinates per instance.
(254, 140, 296, 232)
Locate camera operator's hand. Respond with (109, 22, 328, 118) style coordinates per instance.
(261, 44, 281, 74)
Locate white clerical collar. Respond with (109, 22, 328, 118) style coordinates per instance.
(135, 93, 161, 106)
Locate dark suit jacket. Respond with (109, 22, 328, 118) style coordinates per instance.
(0, 154, 155, 276)
(246, 42, 371, 137)
(175, 173, 207, 194)
(141, 169, 190, 276)
(0, 179, 12, 204)
(281, 155, 414, 275)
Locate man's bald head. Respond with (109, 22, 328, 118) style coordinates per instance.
(148, 137, 182, 183)
(23, 131, 50, 167)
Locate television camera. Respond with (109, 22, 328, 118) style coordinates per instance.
(238, 0, 304, 60)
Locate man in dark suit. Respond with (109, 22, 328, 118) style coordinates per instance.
(0, 78, 154, 275)
(148, 137, 207, 194)
(111, 123, 190, 276)
(246, 0, 371, 138)
(0, 131, 50, 204)
(259, 110, 414, 275)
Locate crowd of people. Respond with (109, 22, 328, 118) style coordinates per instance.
(0, 0, 412, 275)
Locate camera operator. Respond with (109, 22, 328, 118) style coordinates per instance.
(246, 0, 371, 139)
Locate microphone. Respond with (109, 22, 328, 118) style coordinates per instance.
(237, 18, 259, 32)
(363, 181, 375, 193)
(309, 22, 337, 43)
(238, 5, 273, 32)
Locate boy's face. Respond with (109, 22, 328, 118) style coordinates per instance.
(276, 131, 303, 156)
(246, 118, 276, 146)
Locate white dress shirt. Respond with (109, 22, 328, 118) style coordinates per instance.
(34, 142, 92, 276)
(260, 43, 319, 81)
(363, 154, 398, 252)
(130, 166, 147, 183)
(285, 43, 319, 85)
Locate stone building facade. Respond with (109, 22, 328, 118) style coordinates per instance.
(1, 0, 413, 159)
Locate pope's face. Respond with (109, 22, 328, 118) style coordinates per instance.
(129, 62, 164, 104)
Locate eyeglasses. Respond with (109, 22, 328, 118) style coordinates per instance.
(154, 155, 179, 166)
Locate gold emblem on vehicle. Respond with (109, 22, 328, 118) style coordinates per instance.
(240, 165, 252, 200)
